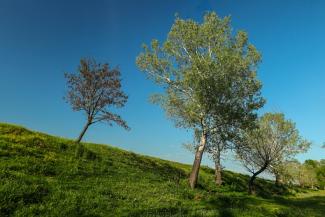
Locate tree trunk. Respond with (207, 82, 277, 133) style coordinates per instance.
(189, 132, 207, 189)
(248, 174, 257, 195)
(248, 163, 268, 195)
(76, 120, 91, 143)
(214, 151, 222, 186)
(275, 173, 283, 186)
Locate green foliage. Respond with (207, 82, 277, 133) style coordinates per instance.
(136, 11, 264, 131)
(137, 11, 265, 189)
(0, 123, 324, 217)
(238, 113, 310, 180)
(288, 160, 325, 189)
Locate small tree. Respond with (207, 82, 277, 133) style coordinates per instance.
(316, 160, 325, 189)
(206, 125, 239, 186)
(281, 160, 301, 185)
(237, 113, 309, 194)
(207, 138, 227, 186)
(268, 137, 309, 186)
(137, 12, 264, 189)
(298, 163, 318, 188)
(282, 160, 320, 188)
(64, 58, 129, 143)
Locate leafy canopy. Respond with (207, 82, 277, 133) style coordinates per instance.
(136, 12, 264, 131)
(238, 113, 310, 174)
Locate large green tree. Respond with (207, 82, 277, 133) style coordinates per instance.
(137, 12, 264, 188)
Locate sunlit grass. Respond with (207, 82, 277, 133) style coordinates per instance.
(1, 122, 324, 217)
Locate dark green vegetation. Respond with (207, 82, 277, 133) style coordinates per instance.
(1, 123, 324, 217)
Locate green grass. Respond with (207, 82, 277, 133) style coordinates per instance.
(1, 122, 324, 217)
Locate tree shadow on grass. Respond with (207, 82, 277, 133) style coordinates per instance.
(125, 194, 258, 217)
(204, 194, 264, 217)
(125, 193, 325, 217)
(272, 195, 325, 217)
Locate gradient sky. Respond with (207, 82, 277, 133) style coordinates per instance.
(1, 0, 324, 174)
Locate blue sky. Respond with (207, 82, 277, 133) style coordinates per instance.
(0, 0, 324, 173)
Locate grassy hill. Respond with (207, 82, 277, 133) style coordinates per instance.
(1, 123, 324, 217)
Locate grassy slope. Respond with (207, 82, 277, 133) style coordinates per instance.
(1, 123, 324, 217)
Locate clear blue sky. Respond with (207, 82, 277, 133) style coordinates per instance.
(1, 0, 324, 173)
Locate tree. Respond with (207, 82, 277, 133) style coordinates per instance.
(237, 113, 309, 194)
(269, 144, 310, 186)
(316, 160, 325, 189)
(281, 160, 324, 189)
(64, 58, 130, 143)
(281, 160, 301, 185)
(303, 159, 325, 189)
(298, 162, 318, 188)
(184, 128, 232, 186)
(206, 125, 239, 186)
(206, 134, 227, 186)
(136, 12, 264, 188)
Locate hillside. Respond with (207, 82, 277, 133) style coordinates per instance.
(1, 123, 324, 217)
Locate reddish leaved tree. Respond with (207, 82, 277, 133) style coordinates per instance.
(64, 58, 130, 143)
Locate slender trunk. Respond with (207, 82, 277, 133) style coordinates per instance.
(248, 174, 257, 195)
(248, 163, 268, 195)
(275, 173, 283, 186)
(76, 120, 91, 143)
(189, 132, 207, 189)
(214, 151, 222, 186)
